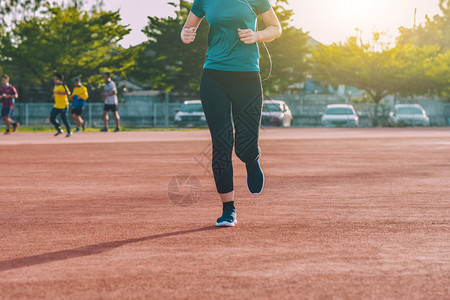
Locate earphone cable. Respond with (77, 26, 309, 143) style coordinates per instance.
(236, 0, 273, 82)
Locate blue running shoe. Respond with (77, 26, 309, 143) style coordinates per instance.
(216, 202, 237, 227)
(246, 160, 264, 194)
(54, 129, 63, 136)
(216, 210, 237, 227)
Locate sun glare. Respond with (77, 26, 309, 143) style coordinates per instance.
(335, 0, 378, 14)
(288, 0, 414, 45)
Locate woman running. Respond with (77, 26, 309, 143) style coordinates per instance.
(181, 0, 282, 227)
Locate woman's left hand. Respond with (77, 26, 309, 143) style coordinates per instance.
(238, 28, 259, 44)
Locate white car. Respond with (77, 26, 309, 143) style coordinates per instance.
(261, 100, 293, 127)
(174, 100, 207, 127)
(321, 104, 359, 128)
(389, 104, 430, 127)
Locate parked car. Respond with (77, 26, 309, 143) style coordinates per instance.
(389, 104, 430, 127)
(174, 100, 207, 127)
(261, 100, 293, 127)
(321, 104, 359, 127)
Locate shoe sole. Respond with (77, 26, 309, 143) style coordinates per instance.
(215, 219, 237, 227)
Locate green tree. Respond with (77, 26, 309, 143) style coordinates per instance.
(0, 0, 43, 25)
(258, 0, 309, 94)
(397, 0, 450, 99)
(398, 0, 450, 51)
(132, 0, 208, 93)
(424, 51, 450, 98)
(131, 0, 309, 95)
(0, 1, 131, 99)
(311, 33, 438, 126)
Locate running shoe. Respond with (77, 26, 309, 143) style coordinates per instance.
(82, 121, 87, 131)
(12, 122, 19, 132)
(66, 132, 72, 137)
(114, 127, 120, 132)
(54, 129, 64, 136)
(74, 128, 81, 133)
(216, 210, 237, 227)
(4, 129, 10, 135)
(100, 127, 108, 132)
(246, 160, 265, 194)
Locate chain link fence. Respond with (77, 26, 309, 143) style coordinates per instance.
(11, 102, 185, 128)
(6, 95, 450, 128)
(272, 94, 450, 127)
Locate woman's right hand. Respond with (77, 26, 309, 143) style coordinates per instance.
(181, 27, 197, 44)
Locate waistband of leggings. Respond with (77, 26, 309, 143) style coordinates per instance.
(202, 68, 260, 80)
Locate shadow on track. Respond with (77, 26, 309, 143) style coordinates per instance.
(0, 226, 219, 272)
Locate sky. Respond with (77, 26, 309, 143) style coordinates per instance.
(92, 0, 443, 47)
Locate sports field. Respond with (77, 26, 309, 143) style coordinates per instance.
(0, 128, 449, 299)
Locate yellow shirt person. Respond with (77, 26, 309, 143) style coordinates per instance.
(72, 85, 88, 101)
(70, 77, 89, 133)
(50, 73, 72, 137)
(53, 84, 70, 109)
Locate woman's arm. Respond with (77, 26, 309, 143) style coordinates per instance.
(181, 12, 203, 44)
(238, 8, 282, 44)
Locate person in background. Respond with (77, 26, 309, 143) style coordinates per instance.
(70, 77, 89, 133)
(101, 72, 120, 132)
(1, 74, 20, 135)
(50, 73, 72, 137)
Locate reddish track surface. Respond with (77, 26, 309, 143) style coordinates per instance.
(0, 128, 449, 299)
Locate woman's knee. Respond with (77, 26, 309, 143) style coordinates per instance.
(235, 145, 261, 163)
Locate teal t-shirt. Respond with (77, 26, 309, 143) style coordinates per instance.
(191, 0, 272, 72)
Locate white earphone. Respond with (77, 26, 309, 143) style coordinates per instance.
(236, 0, 273, 82)
(236, 0, 258, 16)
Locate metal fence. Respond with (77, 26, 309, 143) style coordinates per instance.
(272, 94, 450, 127)
(7, 96, 450, 128)
(11, 102, 184, 128)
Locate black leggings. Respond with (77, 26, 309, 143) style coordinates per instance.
(200, 69, 263, 194)
(50, 107, 71, 132)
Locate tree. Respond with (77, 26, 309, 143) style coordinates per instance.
(0, 0, 43, 25)
(424, 51, 450, 98)
(258, 0, 310, 94)
(311, 33, 438, 126)
(397, 0, 450, 99)
(132, 1, 208, 93)
(398, 0, 450, 51)
(0, 1, 131, 100)
(130, 0, 310, 96)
